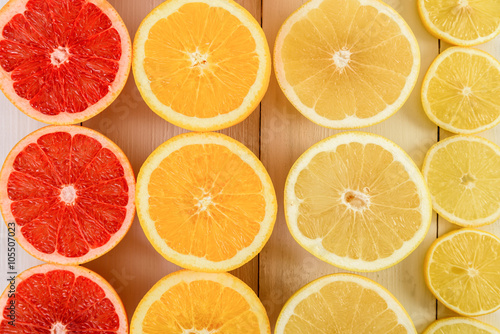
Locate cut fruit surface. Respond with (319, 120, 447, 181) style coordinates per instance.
(0, 263, 128, 333)
(133, 0, 271, 131)
(424, 228, 500, 316)
(418, 0, 500, 46)
(423, 317, 500, 334)
(422, 47, 500, 134)
(0, 125, 135, 264)
(284, 132, 432, 272)
(130, 270, 270, 334)
(422, 135, 500, 227)
(274, 0, 420, 129)
(275, 273, 416, 334)
(0, 0, 132, 124)
(136, 132, 277, 272)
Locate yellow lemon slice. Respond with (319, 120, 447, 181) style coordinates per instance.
(423, 317, 500, 334)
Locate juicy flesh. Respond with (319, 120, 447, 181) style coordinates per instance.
(295, 142, 422, 262)
(144, 3, 259, 118)
(142, 280, 260, 333)
(433, 323, 492, 334)
(0, 0, 122, 115)
(428, 232, 500, 314)
(284, 281, 408, 333)
(423, 0, 500, 41)
(148, 144, 265, 262)
(281, 0, 414, 120)
(7, 131, 129, 258)
(0, 269, 121, 332)
(426, 51, 500, 131)
(426, 140, 500, 221)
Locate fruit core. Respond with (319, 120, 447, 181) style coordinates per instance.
(343, 190, 370, 211)
(51, 47, 70, 66)
(461, 173, 476, 188)
(190, 50, 209, 68)
(60, 185, 77, 204)
(196, 193, 213, 212)
(332, 49, 352, 70)
(461, 86, 472, 97)
(51, 322, 66, 334)
(457, 0, 469, 8)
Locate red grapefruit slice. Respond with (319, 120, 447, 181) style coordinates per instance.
(0, 125, 135, 264)
(0, 0, 131, 124)
(0, 264, 128, 333)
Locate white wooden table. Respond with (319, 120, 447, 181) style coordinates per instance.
(0, 0, 499, 332)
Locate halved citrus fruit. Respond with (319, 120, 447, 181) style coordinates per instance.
(284, 132, 432, 272)
(422, 135, 500, 227)
(423, 317, 500, 334)
(133, 0, 271, 131)
(131, 270, 270, 333)
(275, 273, 416, 333)
(0, 263, 128, 333)
(136, 132, 277, 272)
(418, 0, 500, 46)
(424, 228, 500, 316)
(0, 0, 132, 124)
(0, 125, 135, 264)
(274, 0, 420, 129)
(422, 47, 500, 134)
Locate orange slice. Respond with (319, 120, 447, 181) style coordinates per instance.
(131, 270, 270, 333)
(133, 0, 271, 131)
(136, 132, 277, 272)
(0, 125, 135, 264)
(274, 0, 420, 129)
(0, 264, 128, 333)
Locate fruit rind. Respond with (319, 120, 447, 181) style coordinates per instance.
(274, 273, 417, 334)
(421, 47, 500, 135)
(132, 0, 271, 131)
(0, 0, 132, 125)
(284, 131, 432, 272)
(130, 269, 271, 334)
(424, 228, 500, 317)
(0, 125, 136, 264)
(422, 317, 500, 334)
(0, 263, 128, 333)
(422, 135, 500, 227)
(274, 0, 420, 129)
(136, 132, 277, 272)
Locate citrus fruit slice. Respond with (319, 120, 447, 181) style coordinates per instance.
(274, 0, 420, 129)
(0, 263, 128, 333)
(0, 125, 135, 264)
(131, 270, 270, 334)
(418, 0, 500, 46)
(423, 317, 500, 334)
(133, 0, 271, 131)
(422, 135, 500, 227)
(275, 273, 416, 333)
(0, 0, 132, 124)
(284, 132, 432, 272)
(136, 132, 277, 272)
(424, 228, 500, 316)
(422, 47, 500, 134)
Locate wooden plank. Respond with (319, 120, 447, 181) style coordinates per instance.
(81, 0, 262, 319)
(260, 0, 439, 331)
(437, 37, 500, 328)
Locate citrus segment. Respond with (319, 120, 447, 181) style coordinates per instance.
(422, 135, 500, 227)
(425, 228, 500, 316)
(136, 132, 276, 272)
(0, 125, 135, 264)
(0, 0, 132, 124)
(275, 273, 416, 333)
(0, 264, 128, 333)
(133, 0, 271, 131)
(418, 0, 500, 46)
(423, 317, 500, 334)
(285, 132, 432, 271)
(422, 47, 500, 134)
(131, 270, 270, 334)
(274, 0, 420, 129)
